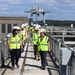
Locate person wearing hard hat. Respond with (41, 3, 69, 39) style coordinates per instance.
(25, 23, 29, 32)
(17, 26, 24, 57)
(30, 23, 36, 43)
(23, 24, 27, 41)
(24, 23, 29, 40)
(21, 24, 26, 48)
(32, 27, 40, 60)
(37, 28, 50, 70)
(30, 24, 34, 38)
(7, 26, 23, 70)
(6, 26, 21, 39)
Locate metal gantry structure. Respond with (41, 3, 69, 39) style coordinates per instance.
(24, 5, 51, 25)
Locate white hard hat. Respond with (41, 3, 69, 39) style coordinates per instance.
(12, 26, 20, 30)
(33, 24, 36, 27)
(21, 24, 24, 28)
(40, 28, 46, 33)
(35, 27, 39, 30)
(31, 23, 33, 26)
(35, 25, 38, 27)
(24, 23, 29, 27)
(35, 24, 41, 28)
(45, 24, 47, 26)
(17, 26, 21, 30)
(25, 23, 28, 26)
(38, 25, 41, 28)
(23, 24, 26, 27)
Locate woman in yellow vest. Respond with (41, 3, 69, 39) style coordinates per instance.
(21, 24, 26, 48)
(38, 29, 50, 70)
(17, 27, 24, 56)
(7, 26, 23, 70)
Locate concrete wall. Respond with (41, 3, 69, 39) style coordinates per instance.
(0, 16, 29, 40)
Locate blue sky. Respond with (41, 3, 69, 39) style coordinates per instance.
(0, 0, 75, 20)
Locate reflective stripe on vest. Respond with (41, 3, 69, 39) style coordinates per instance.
(38, 36, 49, 51)
(10, 41, 20, 44)
(10, 34, 20, 49)
(38, 44, 48, 46)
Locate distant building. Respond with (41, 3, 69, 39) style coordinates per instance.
(0, 16, 29, 40)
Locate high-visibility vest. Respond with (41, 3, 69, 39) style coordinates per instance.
(38, 36, 49, 51)
(38, 30, 40, 37)
(10, 34, 21, 49)
(30, 26, 33, 32)
(32, 32, 38, 45)
(24, 28, 26, 40)
(30, 26, 34, 33)
(18, 32, 23, 40)
(32, 28, 35, 33)
(26, 26, 29, 32)
(21, 30, 26, 40)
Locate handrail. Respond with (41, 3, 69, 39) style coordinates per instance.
(20, 40, 29, 75)
(47, 31, 75, 32)
(46, 33, 75, 75)
(46, 33, 75, 52)
(0, 39, 9, 66)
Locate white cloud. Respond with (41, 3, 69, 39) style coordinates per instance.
(0, 11, 9, 14)
(0, 4, 8, 11)
(27, 0, 56, 6)
(0, 0, 75, 20)
(0, 0, 22, 4)
(0, 4, 8, 7)
(0, 7, 8, 11)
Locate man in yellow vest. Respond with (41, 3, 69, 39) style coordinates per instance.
(38, 28, 50, 70)
(30, 25, 33, 38)
(7, 26, 23, 70)
(32, 27, 40, 60)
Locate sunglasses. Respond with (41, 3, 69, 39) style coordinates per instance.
(13, 29, 18, 31)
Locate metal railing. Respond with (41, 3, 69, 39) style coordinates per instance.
(46, 33, 75, 75)
(0, 28, 75, 75)
(20, 41, 29, 75)
(47, 31, 75, 42)
(0, 39, 9, 66)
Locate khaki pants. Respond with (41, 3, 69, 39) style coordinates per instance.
(33, 45, 40, 59)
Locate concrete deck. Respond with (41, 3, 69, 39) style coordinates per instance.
(0, 42, 59, 75)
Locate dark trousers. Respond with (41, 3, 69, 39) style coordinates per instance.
(39, 51, 47, 68)
(34, 45, 37, 58)
(10, 49, 20, 67)
(19, 48, 21, 57)
(30, 32, 32, 38)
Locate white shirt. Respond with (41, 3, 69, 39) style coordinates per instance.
(6, 33, 12, 39)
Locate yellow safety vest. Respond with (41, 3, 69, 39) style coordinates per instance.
(10, 34, 21, 49)
(38, 30, 40, 37)
(32, 28, 35, 33)
(18, 31, 23, 40)
(24, 28, 26, 40)
(32, 32, 38, 45)
(30, 26, 33, 32)
(21, 30, 26, 40)
(38, 36, 49, 51)
(26, 26, 29, 32)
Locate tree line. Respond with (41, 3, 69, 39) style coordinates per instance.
(38, 20, 75, 27)
(29, 18, 75, 27)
